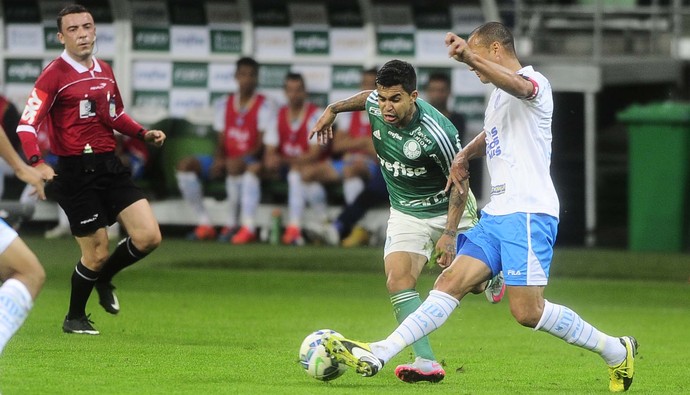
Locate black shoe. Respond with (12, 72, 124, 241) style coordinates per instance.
(62, 314, 99, 335)
(95, 282, 120, 315)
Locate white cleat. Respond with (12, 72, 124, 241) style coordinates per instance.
(395, 357, 445, 383)
(485, 271, 506, 304)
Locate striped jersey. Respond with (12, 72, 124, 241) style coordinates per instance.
(366, 90, 478, 221)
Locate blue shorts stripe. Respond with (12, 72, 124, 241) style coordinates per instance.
(458, 212, 558, 286)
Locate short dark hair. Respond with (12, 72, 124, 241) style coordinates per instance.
(376, 60, 416, 94)
(469, 21, 516, 56)
(427, 72, 451, 88)
(57, 4, 90, 32)
(284, 72, 305, 89)
(236, 57, 259, 74)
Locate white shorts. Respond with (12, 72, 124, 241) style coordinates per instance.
(383, 207, 473, 260)
(0, 219, 18, 254)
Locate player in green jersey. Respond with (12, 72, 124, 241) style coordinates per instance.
(310, 60, 504, 383)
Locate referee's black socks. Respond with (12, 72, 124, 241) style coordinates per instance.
(97, 237, 149, 284)
(67, 261, 98, 319)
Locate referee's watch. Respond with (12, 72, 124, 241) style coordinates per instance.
(29, 155, 42, 165)
(136, 129, 147, 141)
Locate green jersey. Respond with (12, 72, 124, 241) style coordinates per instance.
(366, 91, 478, 221)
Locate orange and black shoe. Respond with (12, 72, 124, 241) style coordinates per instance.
(186, 225, 217, 241)
(231, 226, 257, 245)
(217, 226, 240, 242)
(281, 225, 304, 246)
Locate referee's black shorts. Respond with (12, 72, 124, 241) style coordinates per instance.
(51, 151, 147, 237)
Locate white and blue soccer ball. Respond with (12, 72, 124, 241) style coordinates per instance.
(299, 329, 348, 381)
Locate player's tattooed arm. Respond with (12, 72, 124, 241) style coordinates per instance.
(446, 182, 468, 236)
(310, 90, 373, 143)
(328, 90, 373, 114)
(435, 182, 469, 268)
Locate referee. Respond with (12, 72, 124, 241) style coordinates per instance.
(16, 4, 165, 335)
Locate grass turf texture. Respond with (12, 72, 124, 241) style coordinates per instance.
(0, 237, 688, 394)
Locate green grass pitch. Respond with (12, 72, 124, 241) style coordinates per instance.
(0, 236, 688, 394)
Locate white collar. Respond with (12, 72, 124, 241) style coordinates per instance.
(60, 50, 102, 73)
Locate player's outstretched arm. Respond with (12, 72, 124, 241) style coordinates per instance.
(0, 126, 46, 200)
(309, 90, 373, 144)
(445, 32, 533, 99)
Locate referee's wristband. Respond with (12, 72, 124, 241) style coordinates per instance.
(136, 129, 147, 141)
(28, 155, 44, 166)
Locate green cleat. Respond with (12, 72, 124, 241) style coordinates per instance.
(321, 333, 384, 377)
(608, 336, 638, 392)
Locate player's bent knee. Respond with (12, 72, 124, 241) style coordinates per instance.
(300, 172, 314, 183)
(469, 281, 486, 294)
(433, 271, 475, 300)
(27, 265, 46, 296)
(510, 305, 541, 328)
(176, 157, 201, 172)
(385, 275, 416, 293)
(32, 262, 46, 288)
(15, 256, 45, 295)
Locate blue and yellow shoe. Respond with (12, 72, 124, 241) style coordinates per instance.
(608, 336, 638, 392)
(321, 333, 384, 377)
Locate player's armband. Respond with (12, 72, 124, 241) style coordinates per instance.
(519, 75, 539, 100)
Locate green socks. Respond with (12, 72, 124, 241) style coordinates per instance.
(390, 289, 436, 361)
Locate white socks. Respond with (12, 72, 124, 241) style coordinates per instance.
(371, 290, 459, 363)
(343, 177, 365, 205)
(536, 299, 626, 366)
(241, 172, 261, 230)
(304, 182, 328, 223)
(0, 279, 33, 355)
(178, 171, 261, 230)
(287, 171, 330, 226)
(368, 293, 627, 367)
(287, 170, 304, 226)
(176, 171, 210, 225)
(224, 176, 241, 228)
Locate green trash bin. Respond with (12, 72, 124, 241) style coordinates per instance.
(617, 102, 690, 252)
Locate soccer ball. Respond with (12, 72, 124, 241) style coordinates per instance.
(299, 329, 348, 381)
